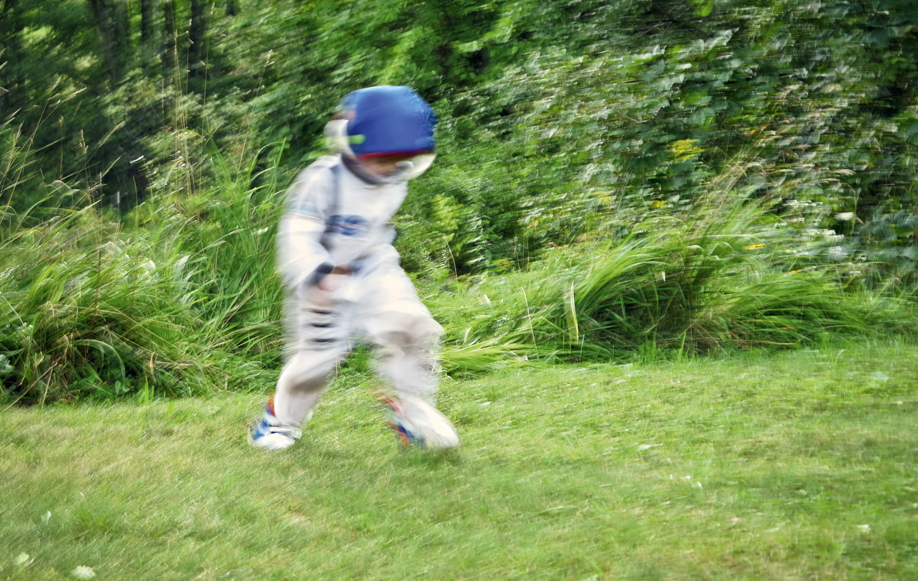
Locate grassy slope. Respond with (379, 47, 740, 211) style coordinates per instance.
(1, 342, 916, 580)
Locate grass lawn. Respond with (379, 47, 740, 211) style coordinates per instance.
(1, 341, 917, 580)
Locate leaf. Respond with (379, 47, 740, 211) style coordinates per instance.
(696, 1, 714, 18)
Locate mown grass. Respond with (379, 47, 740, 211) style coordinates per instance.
(2, 340, 916, 580)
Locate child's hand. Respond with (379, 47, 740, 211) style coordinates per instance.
(317, 265, 353, 292)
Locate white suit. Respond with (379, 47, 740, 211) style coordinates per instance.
(272, 155, 443, 427)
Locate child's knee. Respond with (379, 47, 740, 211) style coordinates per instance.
(366, 306, 443, 350)
(278, 350, 339, 393)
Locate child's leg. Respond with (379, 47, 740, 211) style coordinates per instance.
(273, 348, 340, 426)
(354, 263, 458, 448)
(251, 289, 351, 449)
(355, 264, 443, 402)
(274, 288, 352, 426)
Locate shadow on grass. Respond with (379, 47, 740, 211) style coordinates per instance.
(392, 447, 464, 469)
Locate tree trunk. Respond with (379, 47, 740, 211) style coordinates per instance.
(139, 0, 154, 70)
(188, 0, 206, 79)
(0, 0, 24, 119)
(86, 0, 128, 86)
(140, 0, 153, 45)
(162, 0, 176, 80)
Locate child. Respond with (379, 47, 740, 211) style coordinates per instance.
(249, 86, 459, 450)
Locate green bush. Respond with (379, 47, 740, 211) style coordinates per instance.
(3, 0, 918, 401)
(435, 187, 912, 365)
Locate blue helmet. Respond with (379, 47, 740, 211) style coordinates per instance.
(339, 86, 436, 156)
(325, 86, 437, 181)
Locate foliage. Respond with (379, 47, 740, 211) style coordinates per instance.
(432, 185, 912, 367)
(424, 0, 918, 276)
(0, 145, 288, 404)
(2, 0, 918, 401)
(0, 199, 213, 402)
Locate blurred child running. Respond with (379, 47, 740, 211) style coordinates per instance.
(249, 86, 459, 451)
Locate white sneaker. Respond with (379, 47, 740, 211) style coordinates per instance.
(380, 394, 460, 449)
(248, 402, 302, 450)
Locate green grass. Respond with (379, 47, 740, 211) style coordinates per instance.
(429, 191, 904, 366)
(2, 340, 917, 580)
(4, 160, 916, 403)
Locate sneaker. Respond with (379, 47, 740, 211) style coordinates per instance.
(380, 394, 460, 449)
(248, 400, 302, 450)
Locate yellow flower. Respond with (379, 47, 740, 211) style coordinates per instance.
(670, 139, 703, 161)
(743, 243, 765, 250)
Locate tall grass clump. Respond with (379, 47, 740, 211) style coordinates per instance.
(0, 125, 35, 214)
(2, 134, 912, 401)
(0, 135, 293, 404)
(0, 198, 215, 404)
(159, 142, 288, 386)
(439, 184, 907, 364)
(0, 103, 239, 404)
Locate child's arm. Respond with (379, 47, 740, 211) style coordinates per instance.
(276, 165, 341, 290)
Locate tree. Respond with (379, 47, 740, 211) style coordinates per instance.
(188, 0, 207, 80)
(86, 0, 129, 86)
(162, 0, 176, 80)
(0, 0, 24, 120)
